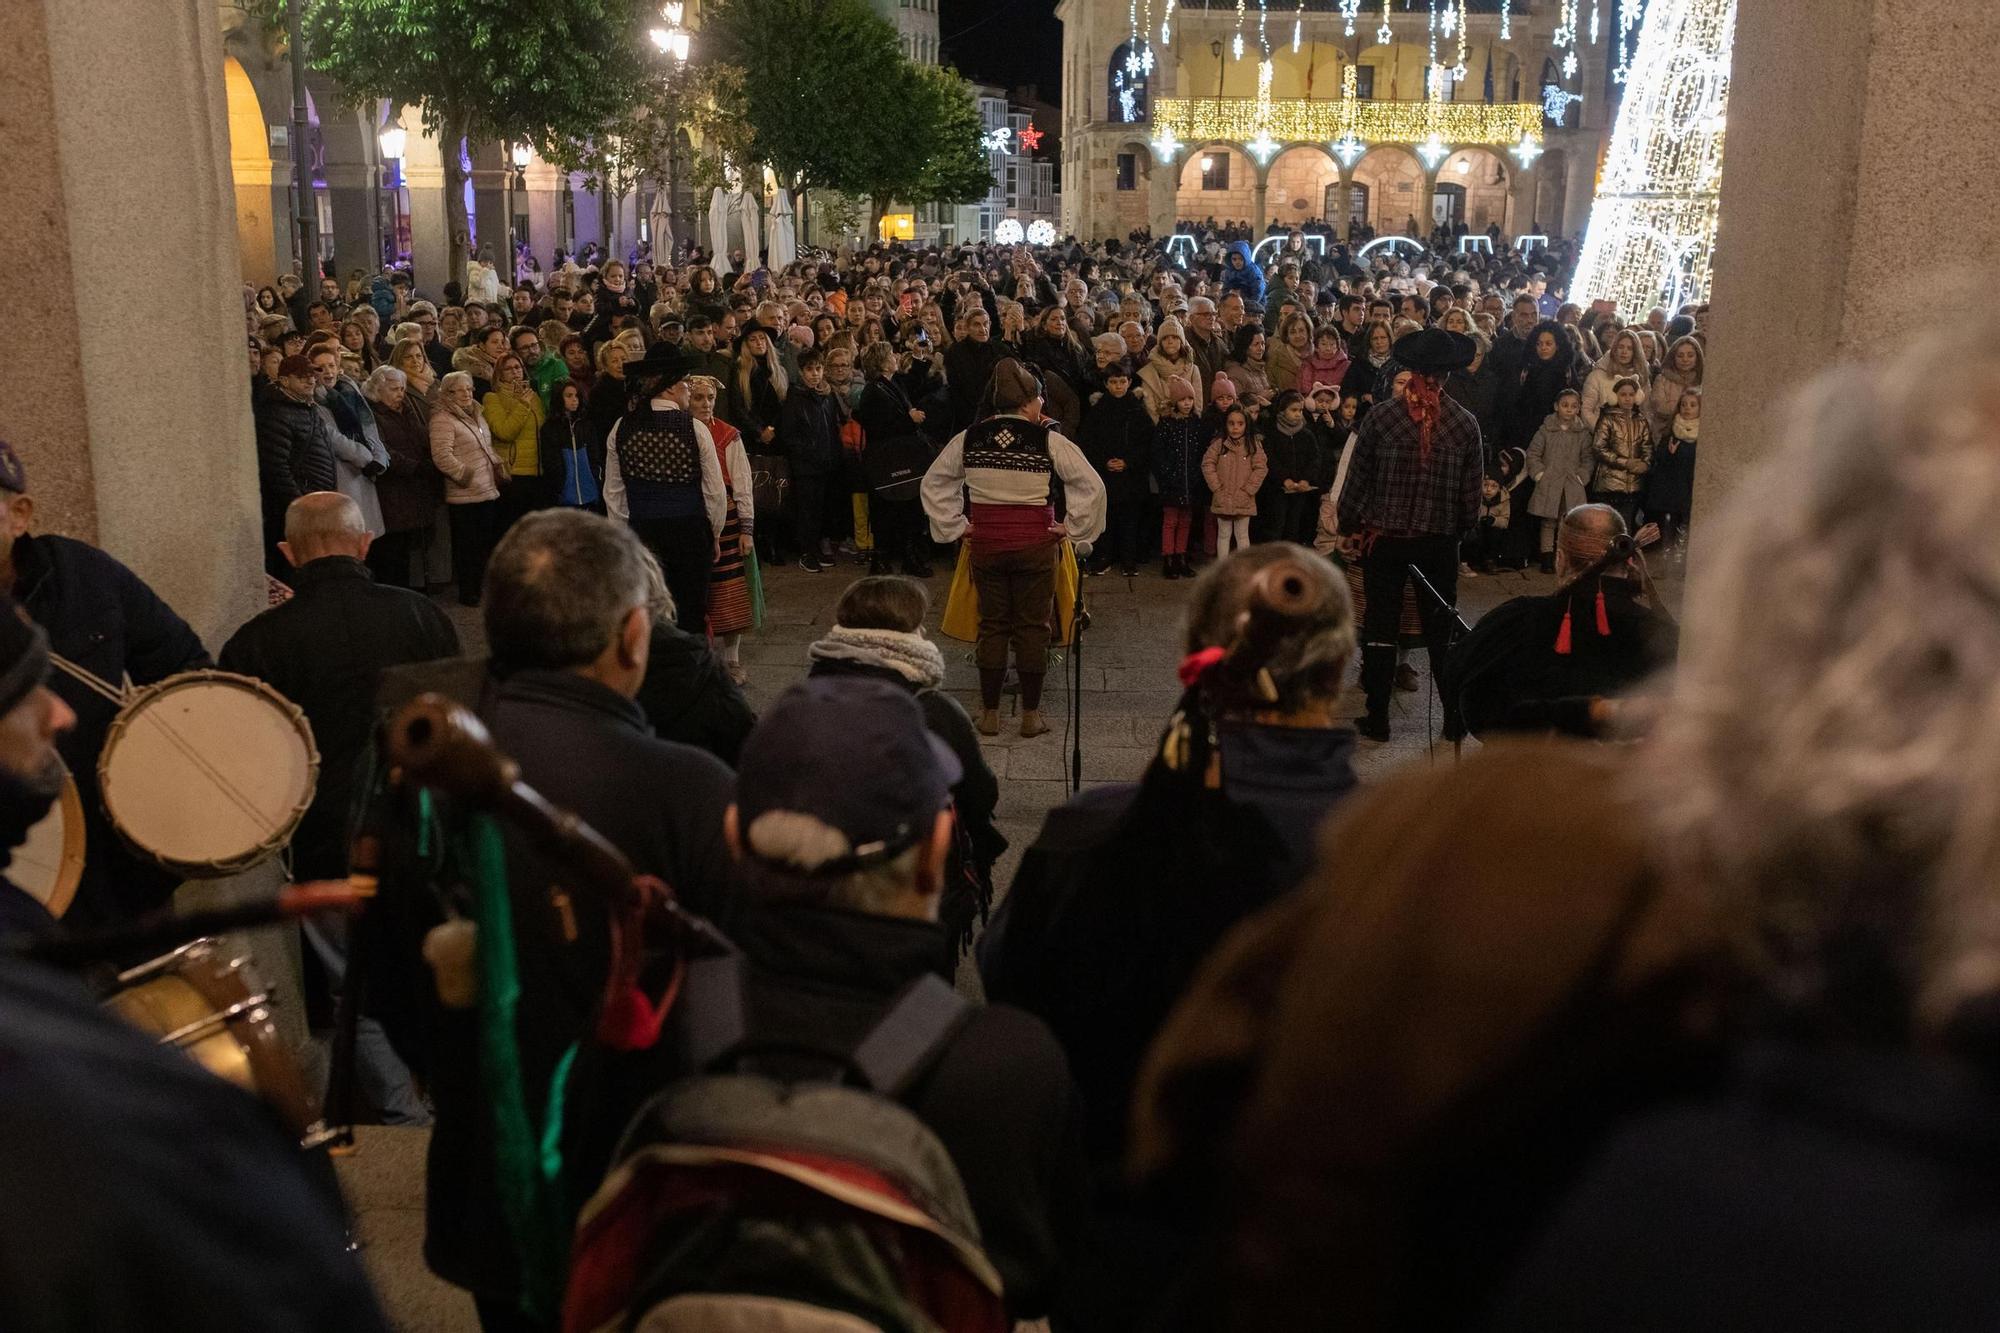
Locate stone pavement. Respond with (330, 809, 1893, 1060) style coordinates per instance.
(340, 546, 1637, 1331)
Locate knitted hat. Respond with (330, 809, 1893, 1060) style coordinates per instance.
(1157, 315, 1187, 343)
(1167, 375, 1197, 404)
(1210, 372, 1239, 401)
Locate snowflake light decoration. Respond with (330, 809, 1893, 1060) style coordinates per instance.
(994, 218, 1025, 245)
(1027, 219, 1057, 246)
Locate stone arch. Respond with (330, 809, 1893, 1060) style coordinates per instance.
(1177, 143, 1252, 225)
(1438, 147, 1512, 233)
(1265, 144, 1340, 228)
(305, 77, 384, 279)
(223, 56, 285, 287)
(1350, 143, 1426, 235)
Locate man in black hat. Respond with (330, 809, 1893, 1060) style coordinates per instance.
(0, 440, 210, 927)
(1337, 326, 1486, 741)
(685, 675, 1087, 1323)
(254, 352, 344, 581)
(0, 590, 390, 1331)
(603, 341, 728, 633)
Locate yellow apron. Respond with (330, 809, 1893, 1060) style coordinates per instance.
(940, 540, 1081, 645)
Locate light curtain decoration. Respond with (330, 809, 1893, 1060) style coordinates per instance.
(1153, 96, 1541, 147)
(1571, 0, 1736, 314)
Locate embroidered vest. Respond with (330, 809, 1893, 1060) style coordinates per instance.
(618, 405, 701, 485)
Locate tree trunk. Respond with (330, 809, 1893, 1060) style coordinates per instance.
(442, 105, 472, 296)
(869, 194, 890, 244)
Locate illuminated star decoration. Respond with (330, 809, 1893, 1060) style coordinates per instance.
(1017, 123, 1044, 152)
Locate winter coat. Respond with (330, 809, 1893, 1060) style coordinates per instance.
(1223, 357, 1275, 407)
(1203, 437, 1269, 517)
(482, 387, 547, 478)
(1341, 354, 1392, 407)
(635, 620, 757, 767)
(586, 372, 629, 444)
(318, 384, 389, 537)
(429, 403, 503, 503)
(1137, 349, 1202, 422)
(1647, 368, 1701, 437)
(943, 337, 1011, 431)
(1219, 240, 1266, 304)
(1507, 355, 1579, 452)
(1581, 355, 1651, 429)
(540, 410, 604, 508)
(1645, 424, 1698, 514)
(1152, 414, 1208, 508)
(1267, 340, 1304, 393)
(1257, 420, 1321, 513)
(370, 392, 444, 535)
(1297, 349, 1352, 399)
(780, 385, 844, 478)
(1444, 367, 1499, 446)
(1590, 407, 1654, 495)
(1525, 413, 1596, 520)
(730, 362, 788, 448)
(1078, 390, 1153, 504)
(254, 388, 340, 529)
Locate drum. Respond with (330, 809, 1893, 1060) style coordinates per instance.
(11, 771, 84, 917)
(105, 937, 326, 1143)
(98, 670, 319, 879)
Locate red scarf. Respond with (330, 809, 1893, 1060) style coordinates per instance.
(1404, 372, 1445, 467)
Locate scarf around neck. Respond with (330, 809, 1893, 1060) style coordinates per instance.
(807, 625, 946, 688)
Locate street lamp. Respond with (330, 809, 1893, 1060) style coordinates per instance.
(377, 125, 407, 267)
(651, 1, 691, 63)
(506, 142, 531, 282)
(377, 125, 407, 161)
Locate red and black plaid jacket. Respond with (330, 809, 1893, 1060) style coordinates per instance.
(1337, 393, 1485, 537)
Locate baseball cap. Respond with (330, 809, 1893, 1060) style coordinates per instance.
(736, 677, 961, 876)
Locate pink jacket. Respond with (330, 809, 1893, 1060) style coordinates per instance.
(1298, 349, 1352, 398)
(1202, 437, 1269, 516)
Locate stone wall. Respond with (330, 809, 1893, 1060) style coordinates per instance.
(1353, 149, 1425, 234)
(1177, 148, 1256, 224)
(1267, 149, 1340, 225)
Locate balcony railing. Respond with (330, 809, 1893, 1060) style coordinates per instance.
(1152, 96, 1542, 147)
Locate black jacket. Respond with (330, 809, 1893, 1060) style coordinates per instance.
(1078, 390, 1154, 504)
(0, 951, 389, 1332)
(666, 903, 1088, 1322)
(943, 338, 1011, 432)
(1645, 432, 1697, 514)
(15, 534, 209, 927)
(254, 388, 341, 534)
(376, 668, 737, 1305)
(634, 621, 757, 766)
(780, 386, 844, 479)
(218, 557, 459, 879)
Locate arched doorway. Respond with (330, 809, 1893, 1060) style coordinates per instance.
(1350, 145, 1423, 238)
(1437, 148, 1511, 232)
(1177, 144, 1251, 226)
(1266, 145, 1338, 229)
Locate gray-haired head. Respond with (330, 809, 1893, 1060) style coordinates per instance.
(360, 365, 407, 403)
(1651, 322, 2000, 1035)
(482, 509, 651, 670)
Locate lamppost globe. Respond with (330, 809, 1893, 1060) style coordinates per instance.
(511, 142, 531, 170)
(377, 126, 407, 161)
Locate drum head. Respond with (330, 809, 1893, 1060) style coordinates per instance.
(99, 672, 318, 877)
(10, 772, 83, 916)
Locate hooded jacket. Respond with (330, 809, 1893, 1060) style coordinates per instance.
(1202, 435, 1269, 517)
(1525, 411, 1596, 520)
(1219, 241, 1266, 304)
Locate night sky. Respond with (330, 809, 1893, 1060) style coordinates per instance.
(940, 0, 1062, 97)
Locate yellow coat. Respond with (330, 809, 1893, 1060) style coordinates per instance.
(482, 388, 547, 477)
(939, 541, 1083, 645)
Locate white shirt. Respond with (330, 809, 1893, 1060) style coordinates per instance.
(919, 412, 1106, 552)
(603, 397, 728, 536)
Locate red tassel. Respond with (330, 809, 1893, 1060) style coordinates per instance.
(1554, 608, 1573, 656)
(1595, 586, 1610, 636)
(1179, 645, 1228, 686)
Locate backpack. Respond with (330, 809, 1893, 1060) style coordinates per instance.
(561, 955, 1009, 1333)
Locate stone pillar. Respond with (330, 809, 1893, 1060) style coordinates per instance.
(1559, 142, 1596, 240)
(323, 164, 381, 279)
(524, 182, 562, 272)
(1250, 175, 1268, 236)
(1698, 0, 2000, 542)
(471, 142, 508, 266)
(1507, 159, 1538, 239)
(570, 175, 603, 256)
(402, 124, 452, 299)
(0, 0, 262, 644)
(1148, 150, 1179, 238)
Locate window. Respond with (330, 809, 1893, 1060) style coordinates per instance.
(1199, 152, 1231, 191)
(1116, 153, 1137, 191)
(1344, 183, 1370, 230)
(1355, 65, 1376, 99)
(1108, 42, 1150, 123)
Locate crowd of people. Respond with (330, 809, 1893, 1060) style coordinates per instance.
(37, 208, 1967, 1333)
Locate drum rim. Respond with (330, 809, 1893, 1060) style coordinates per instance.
(96, 669, 321, 878)
(13, 769, 85, 917)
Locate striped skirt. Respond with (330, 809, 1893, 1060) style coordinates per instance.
(708, 497, 756, 637)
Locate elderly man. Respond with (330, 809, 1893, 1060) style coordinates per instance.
(220, 493, 458, 1125)
(1185, 295, 1228, 384)
(1446, 504, 1678, 739)
(255, 353, 344, 580)
(1337, 327, 1485, 741)
(375, 510, 736, 1331)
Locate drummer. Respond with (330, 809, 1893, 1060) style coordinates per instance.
(0, 590, 392, 1330)
(0, 440, 210, 928)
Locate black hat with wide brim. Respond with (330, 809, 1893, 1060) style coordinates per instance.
(1392, 327, 1479, 375)
(626, 342, 701, 387)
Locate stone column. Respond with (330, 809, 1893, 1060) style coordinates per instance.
(1559, 140, 1596, 240)
(1699, 0, 2000, 535)
(1507, 158, 1538, 238)
(1148, 150, 1180, 238)
(401, 125, 452, 299)
(323, 164, 382, 279)
(0, 0, 262, 645)
(1250, 174, 1268, 236)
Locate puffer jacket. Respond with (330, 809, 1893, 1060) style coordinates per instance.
(1589, 408, 1653, 495)
(429, 403, 503, 503)
(1152, 413, 1208, 508)
(1220, 240, 1266, 304)
(1525, 413, 1596, 521)
(254, 388, 339, 517)
(1202, 437, 1269, 517)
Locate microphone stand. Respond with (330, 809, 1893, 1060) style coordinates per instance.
(1408, 563, 1474, 760)
(1068, 554, 1091, 795)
